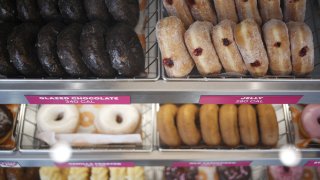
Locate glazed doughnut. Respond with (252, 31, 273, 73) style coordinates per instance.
(262, 19, 292, 76)
(211, 19, 247, 75)
(234, 19, 269, 77)
(213, 0, 238, 23)
(219, 104, 240, 147)
(95, 105, 140, 134)
(269, 166, 303, 180)
(127, 167, 144, 180)
(301, 104, 320, 139)
(287, 22, 314, 76)
(238, 104, 259, 147)
(284, 0, 306, 22)
(68, 168, 90, 180)
(157, 104, 181, 147)
(109, 168, 126, 180)
(37, 105, 80, 133)
(185, 21, 222, 76)
(177, 104, 201, 146)
(256, 104, 279, 147)
(156, 16, 194, 77)
(186, 0, 217, 24)
(0, 105, 13, 144)
(91, 168, 109, 180)
(258, 0, 283, 23)
(200, 104, 221, 146)
(162, 0, 194, 28)
(234, 0, 262, 25)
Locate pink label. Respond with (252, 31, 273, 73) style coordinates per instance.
(305, 160, 320, 166)
(0, 162, 20, 167)
(199, 95, 302, 104)
(56, 162, 135, 168)
(172, 161, 252, 167)
(25, 95, 130, 104)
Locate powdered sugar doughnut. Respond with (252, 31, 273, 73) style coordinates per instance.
(95, 105, 140, 134)
(37, 105, 80, 133)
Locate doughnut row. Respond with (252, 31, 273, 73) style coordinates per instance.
(157, 104, 279, 148)
(156, 17, 314, 77)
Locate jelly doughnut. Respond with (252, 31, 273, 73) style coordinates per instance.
(213, 0, 238, 23)
(284, 0, 306, 22)
(186, 0, 217, 24)
(162, 0, 194, 28)
(234, 0, 262, 25)
(258, 0, 283, 23)
(269, 166, 303, 180)
(301, 104, 320, 139)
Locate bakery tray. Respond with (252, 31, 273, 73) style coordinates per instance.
(18, 104, 155, 153)
(160, 0, 320, 81)
(157, 104, 292, 152)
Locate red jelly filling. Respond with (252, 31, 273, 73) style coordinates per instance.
(222, 38, 231, 46)
(187, 0, 195, 5)
(193, 48, 203, 56)
(250, 60, 261, 67)
(166, 0, 173, 5)
(299, 46, 308, 57)
(163, 58, 174, 67)
(274, 42, 281, 47)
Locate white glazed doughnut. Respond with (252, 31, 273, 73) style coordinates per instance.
(95, 105, 140, 134)
(37, 105, 80, 133)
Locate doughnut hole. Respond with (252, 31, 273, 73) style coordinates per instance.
(299, 46, 308, 57)
(250, 60, 261, 67)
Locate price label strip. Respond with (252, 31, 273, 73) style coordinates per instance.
(305, 160, 320, 166)
(199, 95, 302, 104)
(172, 161, 252, 167)
(56, 162, 135, 168)
(0, 161, 20, 167)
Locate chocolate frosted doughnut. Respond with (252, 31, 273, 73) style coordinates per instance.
(80, 21, 115, 78)
(58, 0, 87, 23)
(37, 21, 66, 77)
(37, 0, 62, 21)
(0, 105, 13, 143)
(217, 166, 251, 180)
(57, 23, 92, 78)
(0, 0, 17, 21)
(84, 0, 112, 23)
(7, 23, 46, 77)
(16, 0, 41, 22)
(105, 0, 139, 28)
(105, 23, 145, 77)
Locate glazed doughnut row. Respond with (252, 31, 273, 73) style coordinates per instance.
(157, 104, 279, 148)
(156, 17, 314, 77)
(162, 0, 306, 26)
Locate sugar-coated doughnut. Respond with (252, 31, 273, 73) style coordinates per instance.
(256, 104, 279, 147)
(219, 104, 240, 147)
(234, 0, 262, 25)
(200, 104, 221, 146)
(37, 105, 80, 133)
(238, 104, 259, 147)
(211, 19, 247, 75)
(234, 19, 269, 77)
(284, 0, 306, 22)
(258, 0, 283, 23)
(213, 0, 238, 23)
(95, 105, 140, 134)
(185, 21, 222, 76)
(162, 0, 194, 28)
(287, 21, 314, 76)
(157, 104, 181, 147)
(263, 19, 292, 75)
(186, 0, 217, 24)
(177, 104, 201, 146)
(301, 104, 320, 139)
(156, 16, 194, 77)
(269, 166, 304, 180)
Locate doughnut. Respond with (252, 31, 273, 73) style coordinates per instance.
(37, 0, 62, 21)
(213, 0, 238, 23)
(57, 23, 92, 78)
(16, 0, 41, 22)
(258, 0, 283, 23)
(162, 0, 194, 28)
(7, 23, 46, 77)
(40, 167, 63, 180)
(256, 104, 279, 147)
(109, 168, 126, 180)
(37, 21, 67, 77)
(185, 21, 222, 76)
(157, 104, 181, 147)
(317, 167, 320, 179)
(84, 0, 112, 23)
(287, 21, 314, 77)
(186, 0, 217, 24)
(211, 19, 247, 75)
(284, 0, 306, 22)
(0, 105, 13, 144)
(91, 168, 109, 180)
(238, 104, 259, 147)
(80, 21, 116, 78)
(68, 168, 90, 180)
(199, 104, 221, 146)
(300, 104, 320, 139)
(95, 105, 140, 134)
(217, 166, 251, 180)
(105, 0, 140, 28)
(156, 16, 194, 77)
(234, 19, 269, 77)
(127, 167, 144, 180)
(234, 0, 262, 25)
(58, 0, 87, 23)
(0, 0, 17, 21)
(219, 104, 240, 147)
(269, 166, 304, 180)
(36, 105, 80, 133)
(262, 19, 292, 76)
(177, 104, 201, 146)
(164, 167, 198, 180)
(105, 23, 145, 77)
